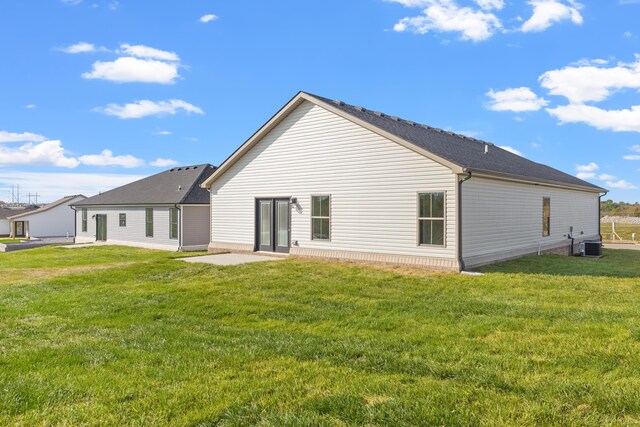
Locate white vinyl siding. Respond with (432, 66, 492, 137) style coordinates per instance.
(75, 206, 180, 250)
(10, 196, 84, 238)
(461, 177, 600, 267)
(210, 101, 457, 260)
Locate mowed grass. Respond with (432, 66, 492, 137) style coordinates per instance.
(0, 238, 25, 244)
(601, 222, 640, 241)
(1, 247, 640, 426)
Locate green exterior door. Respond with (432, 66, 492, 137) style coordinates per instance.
(96, 215, 107, 241)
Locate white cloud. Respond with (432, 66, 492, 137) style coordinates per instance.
(119, 44, 179, 61)
(547, 104, 640, 133)
(391, 0, 502, 42)
(25, 104, 37, 109)
(150, 158, 179, 167)
(576, 162, 599, 172)
(521, 0, 583, 33)
(78, 149, 144, 168)
(630, 145, 640, 152)
(624, 31, 633, 38)
(61, 0, 82, 5)
(95, 99, 205, 119)
(59, 42, 105, 54)
(475, 0, 504, 10)
(0, 171, 145, 202)
(0, 140, 80, 168)
(82, 57, 180, 84)
(574, 164, 619, 182)
(539, 55, 640, 104)
(153, 130, 172, 135)
(499, 145, 523, 156)
(623, 155, 640, 160)
(576, 172, 596, 180)
(0, 131, 47, 143)
(486, 87, 549, 112)
(606, 179, 637, 189)
(200, 14, 218, 23)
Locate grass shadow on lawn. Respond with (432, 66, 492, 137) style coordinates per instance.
(479, 249, 640, 278)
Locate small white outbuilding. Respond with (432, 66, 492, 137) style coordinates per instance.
(8, 195, 86, 239)
(201, 92, 607, 270)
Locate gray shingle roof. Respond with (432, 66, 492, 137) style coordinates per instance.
(306, 93, 605, 192)
(73, 164, 216, 206)
(0, 205, 40, 220)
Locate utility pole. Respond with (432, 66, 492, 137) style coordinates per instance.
(28, 192, 40, 205)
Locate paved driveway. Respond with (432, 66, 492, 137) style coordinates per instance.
(177, 253, 284, 266)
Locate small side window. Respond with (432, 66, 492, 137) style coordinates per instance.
(543, 197, 551, 236)
(119, 213, 126, 227)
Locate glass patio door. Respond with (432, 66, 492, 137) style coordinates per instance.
(256, 199, 290, 253)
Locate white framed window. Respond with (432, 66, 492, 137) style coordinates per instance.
(418, 192, 445, 246)
(311, 195, 330, 240)
(119, 213, 126, 227)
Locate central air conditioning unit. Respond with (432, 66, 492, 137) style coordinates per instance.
(579, 240, 603, 258)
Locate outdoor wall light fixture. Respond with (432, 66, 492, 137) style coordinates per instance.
(290, 197, 298, 204)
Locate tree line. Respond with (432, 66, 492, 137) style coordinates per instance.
(601, 200, 640, 217)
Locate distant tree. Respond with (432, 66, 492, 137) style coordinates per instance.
(601, 199, 640, 217)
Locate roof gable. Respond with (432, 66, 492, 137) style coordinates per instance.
(74, 164, 215, 206)
(8, 195, 85, 219)
(201, 92, 606, 193)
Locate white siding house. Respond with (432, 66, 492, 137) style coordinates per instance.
(202, 92, 606, 270)
(8, 195, 86, 238)
(73, 165, 214, 252)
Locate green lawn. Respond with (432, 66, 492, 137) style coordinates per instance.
(601, 222, 640, 241)
(0, 238, 25, 244)
(1, 246, 640, 426)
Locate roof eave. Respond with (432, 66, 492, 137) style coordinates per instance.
(465, 169, 608, 193)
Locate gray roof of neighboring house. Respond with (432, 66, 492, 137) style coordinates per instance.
(73, 164, 216, 206)
(305, 93, 605, 192)
(0, 205, 40, 220)
(8, 195, 86, 220)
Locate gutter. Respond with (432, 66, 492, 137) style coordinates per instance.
(174, 203, 182, 251)
(69, 205, 77, 239)
(598, 191, 609, 241)
(457, 171, 472, 271)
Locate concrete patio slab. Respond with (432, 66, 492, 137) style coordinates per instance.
(177, 253, 284, 265)
(604, 242, 640, 251)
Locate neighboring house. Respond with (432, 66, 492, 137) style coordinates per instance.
(8, 196, 86, 238)
(0, 206, 39, 236)
(201, 92, 607, 270)
(72, 164, 215, 251)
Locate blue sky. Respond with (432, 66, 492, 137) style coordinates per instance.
(1, 0, 639, 203)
